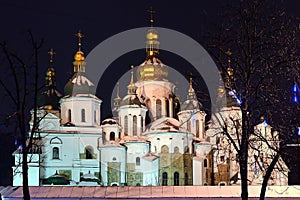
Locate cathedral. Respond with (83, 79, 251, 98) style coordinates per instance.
(12, 24, 288, 187)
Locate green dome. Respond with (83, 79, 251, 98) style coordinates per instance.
(37, 88, 61, 110)
(120, 94, 143, 107)
(64, 72, 95, 96)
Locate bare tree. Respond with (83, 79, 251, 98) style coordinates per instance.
(0, 31, 43, 200)
(205, 0, 299, 199)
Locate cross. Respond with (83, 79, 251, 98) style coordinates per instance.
(147, 7, 156, 26)
(48, 48, 56, 63)
(75, 31, 84, 50)
(225, 48, 232, 65)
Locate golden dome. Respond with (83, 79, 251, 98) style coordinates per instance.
(74, 50, 85, 61)
(136, 57, 169, 82)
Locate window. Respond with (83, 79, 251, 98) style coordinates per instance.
(52, 147, 59, 159)
(94, 110, 97, 123)
(110, 132, 115, 141)
(196, 120, 200, 137)
(85, 146, 93, 159)
(184, 173, 188, 185)
(81, 109, 86, 122)
(102, 132, 106, 144)
(220, 156, 225, 162)
(165, 99, 169, 117)
(174, 146, 179, 154)
(204, 158, 208, 168)
(174, 172, 179, 186)
(156, 99, 162, 119)
(187, 121, 191, 132)
(133, 115, 137, 136)
(162, 172, 168, 186)
(161, 145, 169, 153)
(136, 157, 140, 166)
(68, 109, 71, 122)
(140, 116, 143, 131)
(124, 116, 128, 135)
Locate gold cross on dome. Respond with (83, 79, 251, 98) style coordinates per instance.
(75, 31, 84, 50)
(147, 7, 156, 26)
(48, 48, 56, 63)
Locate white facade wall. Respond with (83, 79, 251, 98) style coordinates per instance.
(118, 106, 147, 136)
(146, 132, 194, 154)
(99, 146, 126, 186)
(60, 96, 101, 126)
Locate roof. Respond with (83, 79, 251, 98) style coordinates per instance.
(181, 99, 202, 111)
(144, 117, 182, 133)
(1, 186, 300, 199)
(120, 94, 143, 107)
(64, 72, 95, 96)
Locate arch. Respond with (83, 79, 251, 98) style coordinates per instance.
(68, 109, 71, 122)
(124, 116, 128, 135)
(162, 172, 168, 186)
(85, 146, 94, 159)
(161, 145, 169, 153)
(50, 137, 62, 144)
(174, 172, 179, 186)
(133, 115, 137, 136)
(110, 132, 115, 141)
(136, 157, 140, 166)
(81, 109, 86, 122)
(52, 147, 59, 159)
(156, 99, 162, 119)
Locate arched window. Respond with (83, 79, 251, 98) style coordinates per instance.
(165, 99, 169, 117)
(174, 172, 179, 186)
(162, 172, 168, 186)
(140, 116, 143, 131)
(156, 99, 162, 119)
(81, 109, 86, 122)
(133, 115, 137, 136)
(52, 147, 59, 159)
(196, 120, 200, 137)
(102, 132, 106, 144)
(124, 116, 128, 136)
(85, 146, 93, 159)
(174, 146, 179, 154)
(161, 145, 169, 153)
(136, 157, 140, 166)
(187, 121, 191, 132)
(204, 158, 208, 168)
(110, 132, 115, 141)
(68, 109, 71, 122)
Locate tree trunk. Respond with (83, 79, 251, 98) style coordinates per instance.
(240, 109, 249, 200)
(22, 150, 30, 200)
(259, 153, 280, 200)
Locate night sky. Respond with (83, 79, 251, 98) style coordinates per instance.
(0, 0, 299, 186)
